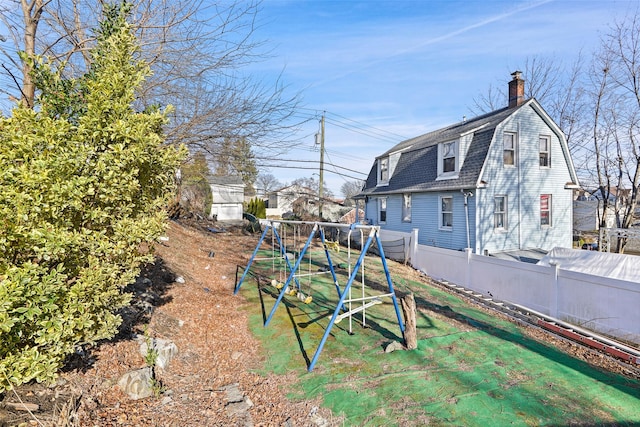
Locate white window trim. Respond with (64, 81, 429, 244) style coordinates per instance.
(540, 194, 552, 227)
(539, 135, 551, 168)
(436, 140, 459, 180)
(378, 197, 387, 224)
(378, 157, 389, 186)
(494, 195, 508, 231)
(402, 193, 412, 223)
(439, 195, 453, 231)
(503, 132, 517, 167)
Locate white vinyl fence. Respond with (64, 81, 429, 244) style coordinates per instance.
(381, 229, 640, 345)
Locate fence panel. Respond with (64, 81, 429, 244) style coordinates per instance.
(411, 243, 639, 345)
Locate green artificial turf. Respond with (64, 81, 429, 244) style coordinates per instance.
(236, 246, 640, 426)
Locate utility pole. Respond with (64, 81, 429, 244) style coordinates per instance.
(318, 113, 325, 219)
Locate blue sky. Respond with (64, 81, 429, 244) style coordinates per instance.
(250, 0, 637, 196)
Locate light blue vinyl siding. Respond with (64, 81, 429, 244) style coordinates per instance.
(366, 192, 475, 251)
(477, 105, 573, 254)
(363, 102, 574, 256)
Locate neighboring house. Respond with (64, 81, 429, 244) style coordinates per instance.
(339, 208, 365, 224)
(265, 184, 316, 218)
(573, 188, 631, 232)
(306, 198, 346, 222)
(358, 72, 579, 256)
(209, 176, 245, 221)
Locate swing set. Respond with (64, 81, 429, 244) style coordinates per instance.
(233, 220, 405, 371)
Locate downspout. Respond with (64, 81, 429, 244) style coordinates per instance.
(462, 190, 473, 249)
(517, 123, 522, 249)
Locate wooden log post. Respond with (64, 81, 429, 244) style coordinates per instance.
(400, 293, 417, 350)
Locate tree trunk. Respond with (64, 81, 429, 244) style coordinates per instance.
(21, 0, 46, 108)
(400, 293, 417, 350)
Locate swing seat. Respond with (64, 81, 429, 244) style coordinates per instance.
(271, 279, 285, 289)
(296, 291, 313, 304)
(285, 287, 298, 296)
(324, 240, 340, 253)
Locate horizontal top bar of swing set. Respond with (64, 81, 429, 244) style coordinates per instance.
(263, 219, 380, 231)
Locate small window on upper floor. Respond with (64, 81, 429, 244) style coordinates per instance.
(437, 140, 458, 179)
(539, 135, 551, 167)
(378, 157, 389, 183)
(504, 132, 517, 166)
(442, 141, 456, 173)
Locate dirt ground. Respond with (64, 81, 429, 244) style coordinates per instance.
(0, 217, 637, 426)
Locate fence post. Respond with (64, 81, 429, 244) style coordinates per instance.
(465, 248, 472, 288)
(549, 262, 559, 318)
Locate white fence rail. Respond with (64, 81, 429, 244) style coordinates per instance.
(381, 229, 640, 345)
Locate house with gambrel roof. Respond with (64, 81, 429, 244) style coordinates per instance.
(358, 72, 580, 256)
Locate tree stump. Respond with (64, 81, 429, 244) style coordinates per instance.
(401, 293, 417, 350)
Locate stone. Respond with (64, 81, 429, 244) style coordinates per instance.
(222, 383, 244, 403)
(117, 367, 154, 400)
(384, 341, 404, 353)
(150, 311, 184, 337)
(139, 337, 178, 370)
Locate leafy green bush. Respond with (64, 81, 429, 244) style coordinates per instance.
(0, 3, 185, 391)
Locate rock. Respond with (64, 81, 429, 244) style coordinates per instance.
(150, 311, 184, 337)
(221, 383, 244, 403)
(175, 276, 185, 284)
(308, 406, 329, 426)
(226, 400, 252, 417)
(139, 337, 178, 370)
(310, 413, 329, 427)
(117, 367, 154, 400)
(384, 341, 404, 353)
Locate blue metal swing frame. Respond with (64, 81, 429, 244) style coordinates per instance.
(234, 220, 405, 371)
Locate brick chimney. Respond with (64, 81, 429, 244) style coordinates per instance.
(508, 71, 525, 108)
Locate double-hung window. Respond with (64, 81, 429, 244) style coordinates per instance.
(439, 196, 453, 229)
(494, 196, 507, 230)
(379, 157, 389, 183)
(539, 135, 550, 167)
(504, 132, 516, 166)
(442, 142, 456, 173)
(379, 197, 387, 223)
(402, 194, 412, 223)
(540, 194, 552, 226)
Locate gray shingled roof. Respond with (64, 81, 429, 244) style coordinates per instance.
(360, 104, 525, 196)
(208, 175, 245, 186)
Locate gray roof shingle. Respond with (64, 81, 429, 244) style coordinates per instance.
(360, 104, 525, 196)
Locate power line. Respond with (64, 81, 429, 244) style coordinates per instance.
(252, 156, 367, 176)
(257, 163, 365, 181)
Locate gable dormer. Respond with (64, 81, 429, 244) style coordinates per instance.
(376, 150, 404, 186)
(436, 139, 459, 180)
(377, 157, 389, 185)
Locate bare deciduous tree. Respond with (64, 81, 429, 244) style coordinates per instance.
(340, 179, 364, 206)
(255, 172, 282, 197)
(1, 0, 303, 175)
(589, 12, 640, 251)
